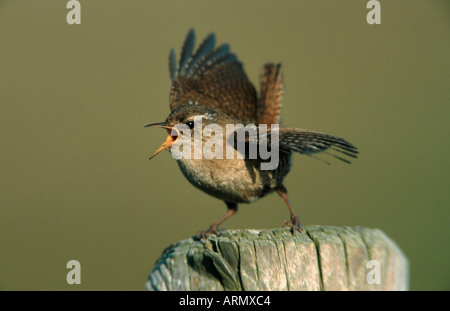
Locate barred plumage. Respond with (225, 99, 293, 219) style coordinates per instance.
(279, 129, 358, 164)
(257, 63, 283, 125)
(149, 29, 359, 237)
(191, 44, 232, 77)
(168, 29, 257, 122)
(185, 33, 215, 76)
(177, 29, 195, 76)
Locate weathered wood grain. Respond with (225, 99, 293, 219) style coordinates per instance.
(146, 226, 408, 291)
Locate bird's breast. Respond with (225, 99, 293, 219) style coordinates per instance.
(176, 154, 291, 203)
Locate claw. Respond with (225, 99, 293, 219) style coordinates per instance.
(282, 219, 291, 228)
(196, 224, 219, 240)
(276, 186, 302, 236)
(291, 214, 303, 234)
(282, 215, 303, 235)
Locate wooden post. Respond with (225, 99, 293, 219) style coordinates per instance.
(146, 226, 408, 291)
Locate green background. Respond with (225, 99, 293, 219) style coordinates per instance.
(0, 0, 448, 290)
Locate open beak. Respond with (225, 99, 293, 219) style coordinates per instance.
(145, 122, 179, 159)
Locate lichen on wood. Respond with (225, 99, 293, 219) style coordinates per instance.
(146, 226, 408, 291)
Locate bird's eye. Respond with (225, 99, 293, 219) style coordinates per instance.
(186, 121, 195, 129)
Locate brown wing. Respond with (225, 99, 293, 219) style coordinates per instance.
(257, 63, 283, 125)
(279, 128, 359, 164)
(169, 29, 257, 122)
(231, 124, 358, 164)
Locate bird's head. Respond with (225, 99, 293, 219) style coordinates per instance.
(145, 104, 229, 159)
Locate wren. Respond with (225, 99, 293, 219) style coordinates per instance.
(146, 29, 358, 237)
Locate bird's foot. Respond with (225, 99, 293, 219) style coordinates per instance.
(195, 224, 220, 240)
(282, 215, 303, 235)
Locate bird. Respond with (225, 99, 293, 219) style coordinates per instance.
(146, 29, 358, 237)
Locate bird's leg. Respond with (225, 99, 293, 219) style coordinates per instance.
(276, 185, 303, 234)
(197, 202, 238, 239)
